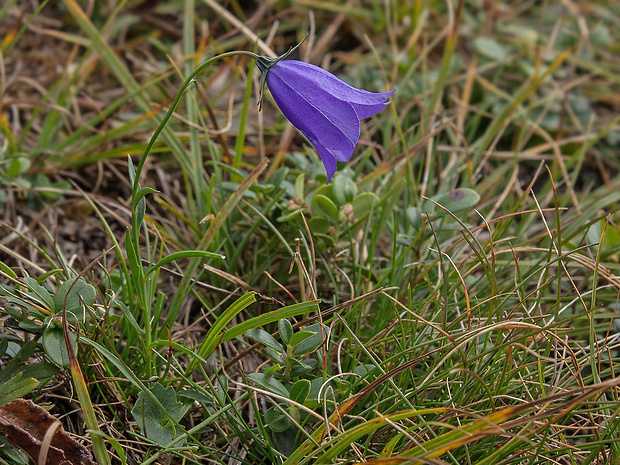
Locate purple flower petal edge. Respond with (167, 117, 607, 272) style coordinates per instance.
(262, 58, 395, 182)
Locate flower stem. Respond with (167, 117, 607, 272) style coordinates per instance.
(128, 49, 260, 378)
(131, 50, 260, 204)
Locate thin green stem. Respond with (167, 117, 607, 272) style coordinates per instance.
(131, 50, 260, 203)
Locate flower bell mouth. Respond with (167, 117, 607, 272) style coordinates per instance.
(256, 46, 395, 183)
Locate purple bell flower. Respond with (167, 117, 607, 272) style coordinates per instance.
(256, 54, 395, 183)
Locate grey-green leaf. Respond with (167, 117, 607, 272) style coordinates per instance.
(6, 157, 31, 177)
(288, 330, 315, 348)
(53, 277, 96, 316)
(351, 192, 379, 219)
(406, 206, 423, 230)
(307, 217, 331, 234)
(292, 324, 326, 356)
(264, 406, 291, 432)
(311, 194, 340, 221)
(246, 328, 284, 352)
(430, 188, 480, 214)
(473, 37, 508, 61)
(23, 277, 54, 310)
(278, 319, 293, 345)
(42, 327, 77, 367)
(131, 383, 188, 447)
(0, 373, 39, 406)
(289, 379, 311, 404)
(247, 373, 289, 398)
(332, 176, 358, 206)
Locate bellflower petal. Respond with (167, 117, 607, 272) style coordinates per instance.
(258, 57, 394, 182)
(272, 61, 394, 104)
(266, 72, 359, 151)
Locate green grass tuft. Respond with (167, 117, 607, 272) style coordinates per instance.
(1, 1, 620, 464)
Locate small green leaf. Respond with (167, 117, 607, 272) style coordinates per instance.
(42, 327, 78, 367)
(0, 341, 37, 384)
(6, 157, 31, 177)
(430, 188, 480, 214)
(106, 437, 127, 465)
(306, 377, 333, 408)
(247, 373, 289, 398)
(292, 324, 326, 356)
(127, 155, 137, 185)
(351, 192, 379, 218)
(406, 206, 423, 230)
(586, 221, 601, 246)
(0, 372, 39, 406)
(133, 186, 159, 209)
(266, 347, 286, 365)
(312, 195, 339, 221)
(289, 379, 311, 404)
(264, 406, 291, 432)
(246, 328, 284, 352)
(0, 260, 17, 278)
(278, 209, 303, 223)
(473, 37, 508, 61)
(332, 176, 358, 206)
(131, 383, 189, 447)
(53, 277, 96, 316)
(288, 330, 315, 348)
(23, 277, 54, 310)
(278, 319, 293, 344)
(587, 219, 620, 252)
(21, 362, 59, 380)
(263, 363, 283, 376)
(124, 228, 143, 280)
(135, 196, 146, 229)
(14, 177, 32, 189)
(294, 173, 305, 199)
(270, 167, 289, 188)
(590, 23, 611, 48)
(290, 363, 316, 379)
(310, 184, 333, 200)
(307, 217, 331, 234)
(250, 183, 275, 194)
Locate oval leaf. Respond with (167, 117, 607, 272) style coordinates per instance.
(264, 406, 291, 432)
(292, 324, 327, 356)
(406, 206, 423, 230)
(332, 176, 358, 206)
(289, 330, 315, 348)
(289, 379, 311, 405)
(53, 277, 96, 316)
(278, 319, 293, 345)
(307, 217, 331, 234)
(246, 328, 284, 352)
(6, 157, 31, 177)
(351, 192, 379, 218)
(430, 188, 480, 214)
(42, 328, 77, 367)
(311, 194, 339, 221)
(473, 37, 508, 61)
(247, 373, 289, 398)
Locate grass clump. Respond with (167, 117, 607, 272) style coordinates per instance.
(1, 1, 620, 464)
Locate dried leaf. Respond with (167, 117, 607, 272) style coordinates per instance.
(0, 399, 95, 465)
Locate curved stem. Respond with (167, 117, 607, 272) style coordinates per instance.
(131, 50, 261, 199)
(127, 50, 260, 373)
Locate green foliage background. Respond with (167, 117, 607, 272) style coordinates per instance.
(1, 1, 620, 464)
